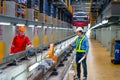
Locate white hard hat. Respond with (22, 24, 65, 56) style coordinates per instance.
(76, 27, 83, 32)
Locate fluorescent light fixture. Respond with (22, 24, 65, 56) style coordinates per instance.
(48, 27, 52, 28)
(86, 7, 90, 9)
(62, 28, 69, 30)
(28, 63, 39, 71)
(28, 25, 34, 27)
(98, 23, 102, 26)
(58, 28, 61, 29)
(44, 26, 47, 28)
(62, 28, 64, 29)
(37, 26, 42, 28)
(65, 28, 67, 30)
(85, 3, 90, 4)
(16, 24, 25, 26)
(35, 19, 38, 21)
(53, 27, 56, 29)
(69, 28, 73, 30)
(0, 22, 11, 25)
(91, 23, 101, 29)
(91, 20, 108, 29)
(56, 27, 58, 29)
(102, 20, 108, 24)
(88, 24, 90, 29)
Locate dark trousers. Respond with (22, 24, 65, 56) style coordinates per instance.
(76, 53, 87, 78)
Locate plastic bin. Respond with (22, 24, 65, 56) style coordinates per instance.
(111, 40, 120, 64)
(114, 41, 120, 61)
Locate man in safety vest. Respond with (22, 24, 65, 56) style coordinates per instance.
(74, 27, 89, 80)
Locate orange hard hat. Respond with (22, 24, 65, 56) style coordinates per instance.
(19, 26, 26, 32)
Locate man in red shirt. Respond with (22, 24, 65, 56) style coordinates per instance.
(10, 26, 32, 54)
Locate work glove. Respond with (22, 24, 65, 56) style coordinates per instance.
(27, 45, 33, 48)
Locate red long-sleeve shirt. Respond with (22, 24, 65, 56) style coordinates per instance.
(10, 34, 32, 54)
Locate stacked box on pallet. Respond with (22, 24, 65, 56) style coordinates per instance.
(5, 1, 16, 17)
(63, 21, 65, 27)
(48, 16, 52, 24)
(61, 21, 63, 27)
(65, 22, 67, 27)
(56, 18, 59, 26)
(40, 13, 45, 23)
(28, 9, 34, 21)
(54, 18, 57, 26)
(43, 0, 49, 24)
(27, 0, 39, 21)
(44, 14, 48, 23)
(59, 20, 62, 27)
(52, 17, 55, 25)
(58, 20, 61, 27)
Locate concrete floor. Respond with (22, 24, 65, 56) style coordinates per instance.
(48, 39, 120, 80)
(87, 39, 120, 80)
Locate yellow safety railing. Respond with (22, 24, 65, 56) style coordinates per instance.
(0, 42, 5, 62)
(45, 14, 48, 23)
(66, 0, 69, 8)
(15, 3, 28, 19)
(0, 0, 6, 15)
(69, 5, 74, 14)
(89, 0, 95, 26)
(89, 0, 100, 26)
(34, 9, 40, 21)
(0, 0, 2, 14)
(3, 0, 6, 15)
(65, 0, 74, 14)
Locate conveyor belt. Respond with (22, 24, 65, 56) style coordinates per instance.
(27, 36, 76, 80)
(48, 50, 75, 80)
(0, 35, 77, 80)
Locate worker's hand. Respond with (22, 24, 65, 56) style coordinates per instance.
(11, 45, 15, 48)
(69, 44, 72, 47)
(84, 54, 87, 58)
(27, 45, 33, 48)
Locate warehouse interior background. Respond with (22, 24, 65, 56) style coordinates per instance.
(0, 0, 120, 80)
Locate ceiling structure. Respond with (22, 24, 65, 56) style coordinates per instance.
(71, 0, 90, 14)
(71, 0, 111, 14)
(71, 0, 112, 26)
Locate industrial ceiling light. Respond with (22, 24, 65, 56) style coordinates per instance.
(53, 27, 55, 29)
(56, 27, 58, 29)
(37, 26, 42, 28)
(88, 24, 90, 29)
(91, 20, 108, 29)
(102, 20, 108, 24)
(28, 25, 34, 27)
(48, 27, 52, 28)
(0, 22, 11, 25)
(44, 26, 47, 28)
(35, 19, 38, 21)
(16, 24, 25, 26)
(91, 23, 101, 29)
(28, 63, 39, 71)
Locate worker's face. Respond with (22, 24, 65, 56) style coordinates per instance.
(76, 31, 82, 37)
(19, 31, 25, 36)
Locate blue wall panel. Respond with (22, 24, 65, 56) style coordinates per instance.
(43, 0, 49, 15)
(51, 4, 55, 17)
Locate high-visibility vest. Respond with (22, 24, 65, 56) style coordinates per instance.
(76, 36, 86, 53)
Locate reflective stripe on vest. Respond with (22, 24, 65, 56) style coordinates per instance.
(76, 36, 86, 53)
